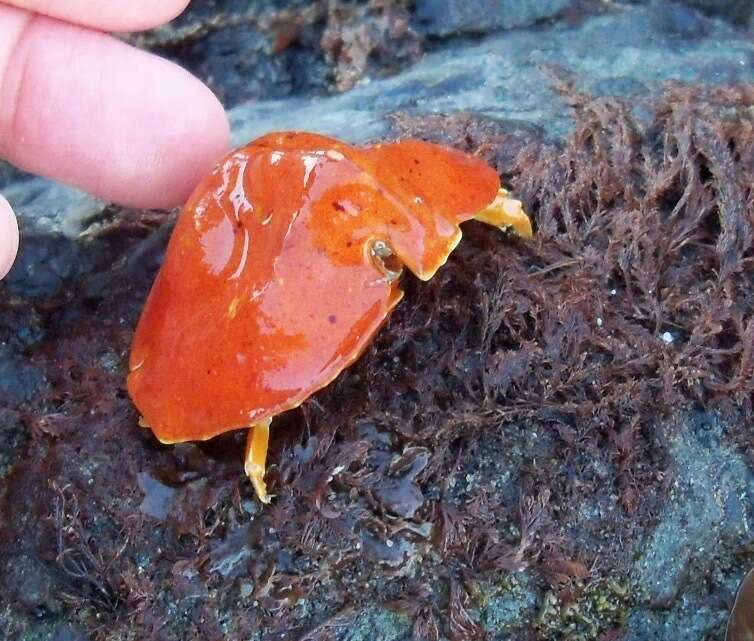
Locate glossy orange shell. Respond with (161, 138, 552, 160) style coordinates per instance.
(128, 132, 500, 443)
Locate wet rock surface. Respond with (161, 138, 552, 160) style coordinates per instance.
(682, 0, 754, 28)
(229, 1, 754, 146)
(2, 1, 754, 640)
(413, 0, 573, 37)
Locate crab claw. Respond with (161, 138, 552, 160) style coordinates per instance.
(474, 188, 533, 238)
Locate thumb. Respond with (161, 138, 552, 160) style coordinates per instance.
(0, 194, 19, 280)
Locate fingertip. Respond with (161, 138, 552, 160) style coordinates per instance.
(92, 56, 232, 210)
(2, 20, 231, 210)
(0, 194, 19, 280)
(3, 0, 192, 32)
(133, 70, 231, 209)
(117, 0, 192, 32)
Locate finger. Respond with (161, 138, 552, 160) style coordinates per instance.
(0, 194, 19, 280)
(0, 9, 230, 210)
(2, 0, 191, 32)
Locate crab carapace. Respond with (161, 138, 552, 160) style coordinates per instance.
(128, 132, 532, 503)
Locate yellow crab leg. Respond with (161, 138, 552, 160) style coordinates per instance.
(245, 419, 272, 504)
(475, 188, 533, 238)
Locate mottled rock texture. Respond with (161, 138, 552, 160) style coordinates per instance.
(1, 2, 753, 640)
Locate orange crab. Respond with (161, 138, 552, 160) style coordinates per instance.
(128, 132, 531, 503)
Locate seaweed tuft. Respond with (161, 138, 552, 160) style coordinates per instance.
(1, 84, 752, 639)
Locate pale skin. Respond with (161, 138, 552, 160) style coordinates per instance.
(0, 0, 231, 279)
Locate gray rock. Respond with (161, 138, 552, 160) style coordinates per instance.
(8, 622, 89, 641)
(480, 575, 539, 633)
(208, 523, 254, 579)
(1, 179, 106, 298)
(229, 3, 754, 146)
(324, 576, 537, 641)
(625, 599, 731, 641)
(157, 20, 330, 107)
(137, 471, 178, 521)
(6, 554, 59, 614)
(1, 2, 752, 640)
(0, 160, 28, 187)
(682, 0, 754, 28)
(414, 0, 573, 37)
(50, 624, 90, 641)
(337, 609, 411, 641)
(132, 0, 330, 107)
(627, 411, 754, 639)
(4, 234, 90, 299)
(0, 346, 48, 406)
(650, 0, 713, 36)
(0, 408, 26, 477)
(2, 178, 103, 238)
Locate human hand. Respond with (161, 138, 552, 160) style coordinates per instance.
(0, 0, 230, 279)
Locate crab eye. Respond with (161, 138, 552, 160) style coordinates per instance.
(369, 239, 403, 282)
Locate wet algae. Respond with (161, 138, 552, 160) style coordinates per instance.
(1, 1, 754, 639)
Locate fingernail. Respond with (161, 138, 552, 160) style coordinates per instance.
(0, 195, 20, 280)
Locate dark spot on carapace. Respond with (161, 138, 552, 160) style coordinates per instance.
(328, 315, 337, 324)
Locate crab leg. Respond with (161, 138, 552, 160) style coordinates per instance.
(474, 188, 533, 238)
(245, 419, 272, 503)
